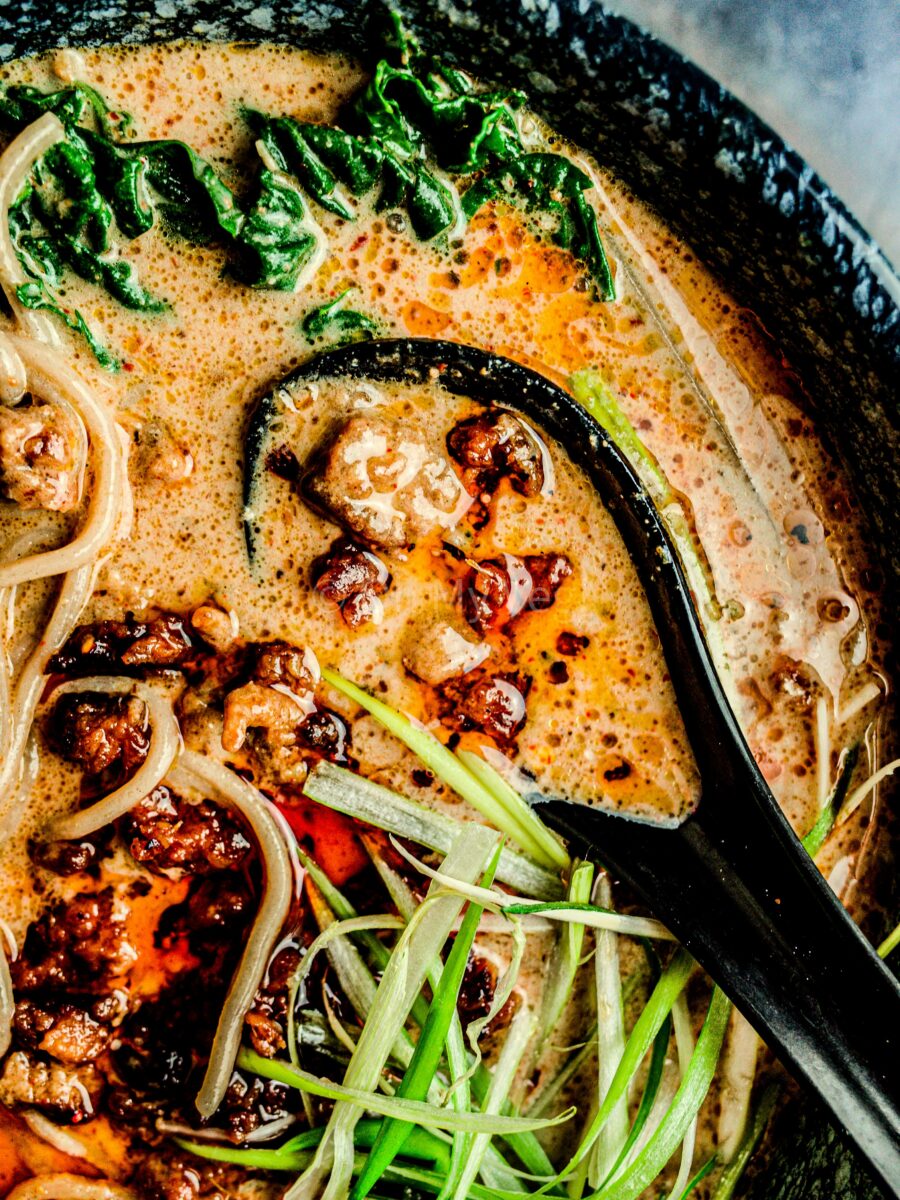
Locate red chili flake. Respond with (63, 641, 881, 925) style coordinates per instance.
(123, 362, 134, 372)
(349, 234, 369, 252)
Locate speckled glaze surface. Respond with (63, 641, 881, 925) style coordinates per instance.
(0, 2, 895, 1197)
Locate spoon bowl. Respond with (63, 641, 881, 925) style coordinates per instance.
(249, 336, 900, 1196)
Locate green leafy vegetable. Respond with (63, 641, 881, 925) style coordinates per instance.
(15, 280, 119, 370)
(2, 14, 616, 360)
(302, 287, 378, 342)
(235, 167, 319, 291)
(462, 154, 614, 300)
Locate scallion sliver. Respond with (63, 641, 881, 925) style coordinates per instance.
(304, 759, 563, 899)
(588, 988, 731, 1200)
(457, 747, 570, 870)
(547, 948, 695, 1191)
(321, 667, 567, 873)
(236, 1047, 569, 1135)
(352, 844, 503, 1199)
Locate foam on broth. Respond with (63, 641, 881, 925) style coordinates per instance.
(0, 37, 893, 1194)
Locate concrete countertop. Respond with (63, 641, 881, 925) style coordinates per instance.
(606, 0, 900, 266)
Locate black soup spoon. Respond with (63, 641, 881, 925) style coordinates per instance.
(246, 337, 900, 1196)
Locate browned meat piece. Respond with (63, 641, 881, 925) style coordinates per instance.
(183, 875, 253, 936)
(12, 888, 137, 993)
(121, 786, 251, 875)
(462, 553, 572, 633)
(132, 1153, 201, 1200)
(438, 671, 531, 744)
(12, 997, 112, 1063)
(222, 641, 320, 783)
(304, 415, 470, 550)
(222, 682, 308, 757)
(457, 952, 497, 1030)
(0, 1050, 104, 1123)
(190, 603, 238, 653)
(526, 554, 572, 609)
(46, 691, 149, 778)
(129, 416, 193, 487)
(245, 945, 301, 1058)
(265, 442, 301, 484)
(0, 401, 81, 511)
(311, 536, 391, 628)
(49, 612, 194, 675)
(455, 952, 516, 1057)
(219, 1069, 297, 1142)
(160, 876, 253, 953)
(447, 410, 546, 498)
(462, 558, 512, 633)
(402, 613, 489, 686)
(297, 708, 352, 763)
(113, 983, 205, 1099)
(249, 639, 318, 693)
(29, 833, 107, 876)
(556, 631, 590, 656)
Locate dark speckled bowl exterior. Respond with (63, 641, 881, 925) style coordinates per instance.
(0, 2, 896, 1197)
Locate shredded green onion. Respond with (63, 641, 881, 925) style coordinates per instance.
(321, 667, 565, 872)
(591, 988, 730, 1200)
(878, 918, 900, 960)
(802, 743, 860, 857)
(569, 371, 733, 700)
(452, 1005, 538, 1199)
(287, 825, 504, 1199)
(238, 1046, 570, 1136)
(677, 1154, 718, 1198)
(353, 845, 502, 1199)
(536, 860, 594, 1061)
(710, 1082, 778, 1200)
(557, 948, 695, 1188)
(174, 1119, 448, 1170)
(304, 759, 563, 899)
(456, 747, 570, 870)
(589, 875, 629, 1187)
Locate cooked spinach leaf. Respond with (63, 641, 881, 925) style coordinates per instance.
(0, 13, 615, 365)
(302, 288, 378, 342)
(234, 168, 319, 292)
(16, 280, 119, 370)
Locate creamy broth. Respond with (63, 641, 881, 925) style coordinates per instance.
(0, 36, 893, 1200)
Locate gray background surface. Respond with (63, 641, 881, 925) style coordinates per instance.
(607, 0, 900, 265)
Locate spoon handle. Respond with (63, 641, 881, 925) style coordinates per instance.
(540, 793, 900, 1197)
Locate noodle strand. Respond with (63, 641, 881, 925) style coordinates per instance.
(6, 1177, 136, 1200)
(49, 677, 182, 841)
(0, 335, 125, 588)
(168, 751, 293, 1118)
